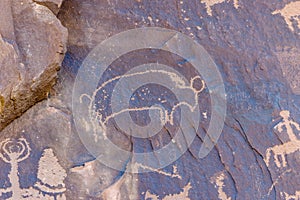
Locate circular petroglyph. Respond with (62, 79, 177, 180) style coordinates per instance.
(72, 27, 226, 173)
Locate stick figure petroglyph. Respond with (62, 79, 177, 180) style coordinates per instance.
(0, 137, 67, 199)
(0, 138, 31, 199)
(275, 111, 300, 141)
(264, 111, 300, 168)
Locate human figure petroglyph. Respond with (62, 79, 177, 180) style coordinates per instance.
(264, 111, 300, 168)
(0, 138, 67, 199)
(272, 1, 300, 32)
(275, 111, 300, 141)
(80, 69, 205, 140)
(0, 138, 31, 199)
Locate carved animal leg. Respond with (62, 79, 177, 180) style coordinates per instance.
(274, 153, 282, 168)
(280, 153, 287, 167)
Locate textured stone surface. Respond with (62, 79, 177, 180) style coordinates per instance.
(0, 0, 300, 199)
(34, 0, 64, 15)
(0, 0, 68, 131)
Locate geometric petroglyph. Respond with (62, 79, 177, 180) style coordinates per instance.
(264, 110, 300, 168)
(0, 138, 67, 199)
(144, 182, 192, 200)
(201, 0, 239, 16)
(211, 172, 231, 200)
(272, 1, 300, 33)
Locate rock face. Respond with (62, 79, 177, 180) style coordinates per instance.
(0, 0, 300, 200)
(0, 0, 67, 131)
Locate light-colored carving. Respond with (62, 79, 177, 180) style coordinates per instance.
(134, 163, 182, 179)
(211, 172, 231, 200)
(80, 70, 205, 140)
(201, 0, 239, 16)
(272, 1, 300, 32)
(282, 191, 300, 200)
(264, 110, 300, 168)
(145, 182, 192, 200)
(72, 160, 139, 200)
(0, 138, 67, 199)
(35, 148, 67, 194)
(100, 174, 126, 200)
(140, 162, 190, 199)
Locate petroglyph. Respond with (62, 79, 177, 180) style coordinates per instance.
(0, 137, 67, 199)
(80, 69, 205, 140)
(282, 191, 300, 200)
(264, 111, 300, 168)
(145, 182, 192, 200)
(100, 175, 126, 200)
(72, 160, 138, 200)
(211, 172, 231, 200)
(134, 163, 182, 179)
(272, 1, 300, 32)
(201, 0, 239, 16)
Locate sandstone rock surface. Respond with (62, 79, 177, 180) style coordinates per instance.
(0, 0, 67, 131)
(0, 0, 300, 199)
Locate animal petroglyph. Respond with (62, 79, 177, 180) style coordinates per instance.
(265, 110, 300, 168)
(145, 182, 192, 200)
(282, 191, 300, 200)
(272, 1, 300, 32)
(211, 172, 231, 200)
(0, 137, 67, 199)
(80, 69, 205, 140)
(201, 0, 239, 16)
